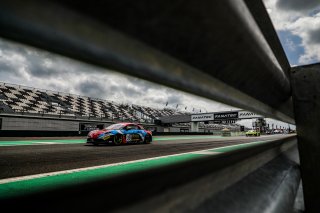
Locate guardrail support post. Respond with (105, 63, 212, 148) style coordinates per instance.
(291, 63, 320, 212)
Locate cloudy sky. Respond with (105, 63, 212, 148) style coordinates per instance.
(0, 38, 231, 114)
(264, 0, 320, 65)
(1, 0, 319, 128)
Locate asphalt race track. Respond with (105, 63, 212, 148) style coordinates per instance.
(0, 134, 292, 179)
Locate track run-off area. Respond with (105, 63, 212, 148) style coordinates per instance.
(0, 134, 293, 199)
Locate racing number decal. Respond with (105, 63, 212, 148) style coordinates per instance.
(126, 134, 132, 142)
(126, 133, 141, 142)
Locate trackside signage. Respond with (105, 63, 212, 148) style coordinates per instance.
(191, 114, 214, 121)
(191, 111, 263, 122)
(238, 111, 262, 119)
(214, 112, 238, 120)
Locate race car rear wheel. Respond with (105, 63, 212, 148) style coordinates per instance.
(144, 134, 152, 144)
(113, 134, 123, 145)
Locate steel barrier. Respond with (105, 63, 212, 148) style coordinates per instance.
(0, 0, 319, 212)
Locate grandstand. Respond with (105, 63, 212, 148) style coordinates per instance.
(0, 82, 182, 122)
(0, 82, 241, 133)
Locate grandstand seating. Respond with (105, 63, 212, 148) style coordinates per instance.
(0, 82, 241, 130)
(0, 82, 187, 123)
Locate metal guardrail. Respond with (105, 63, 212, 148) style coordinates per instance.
(1, 0, 315, 212)
(0, 0, 294, 124)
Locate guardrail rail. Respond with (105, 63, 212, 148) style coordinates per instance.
(0, 0, 319, 212)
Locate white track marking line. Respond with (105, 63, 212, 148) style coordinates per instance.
(193, 151, 220, 155)
(35, 142, 61, 144)
(0, 139, 274, 184)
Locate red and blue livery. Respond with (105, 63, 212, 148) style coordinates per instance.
(87, 122, 152, 145)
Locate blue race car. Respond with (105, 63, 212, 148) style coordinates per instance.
(87, 122, 152, 145)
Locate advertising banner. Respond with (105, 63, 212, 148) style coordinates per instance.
(214, 112, 238, 120)
(191, 113, 214, 121)
(238, 111, 262, 119)
(191, 110, 262, 122)
(79, 123, 104, 131)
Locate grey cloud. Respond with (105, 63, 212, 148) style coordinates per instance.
(0, 37, 91, 79)
(0, 72, 19, 84)
(0, 47, 24, 75)
(309, 28, 320, 44)
(28, 60, 60, 77)
(120, 86, 144, 98)
(25, 52, 85, 78)
(75, 80, 144, 101)
(167, 94, 183, 105)
(0, 39, 30, 56)
(108, 85, 118, 93)
(0, 38, 61, 78)
(130, 77, 164, 92)
(0, 63, 19, 74)
(276, 0, 320, 12)
(77, 80, 107, 99)
(144, 96, 166, 105)
(46, 82, 69, 93)
(142, 93, 182, 107)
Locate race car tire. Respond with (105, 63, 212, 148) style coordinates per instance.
(144, 134, 152, 144)
(113, 134, 123, 145)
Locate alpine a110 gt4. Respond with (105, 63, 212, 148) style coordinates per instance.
(87, 123, 152, 145)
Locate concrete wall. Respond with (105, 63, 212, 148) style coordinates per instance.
(156, 126, 165, 132)
(169, 127, 180, 132)
(160, 114, 191, 123)
(1, 117, 79, 131)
